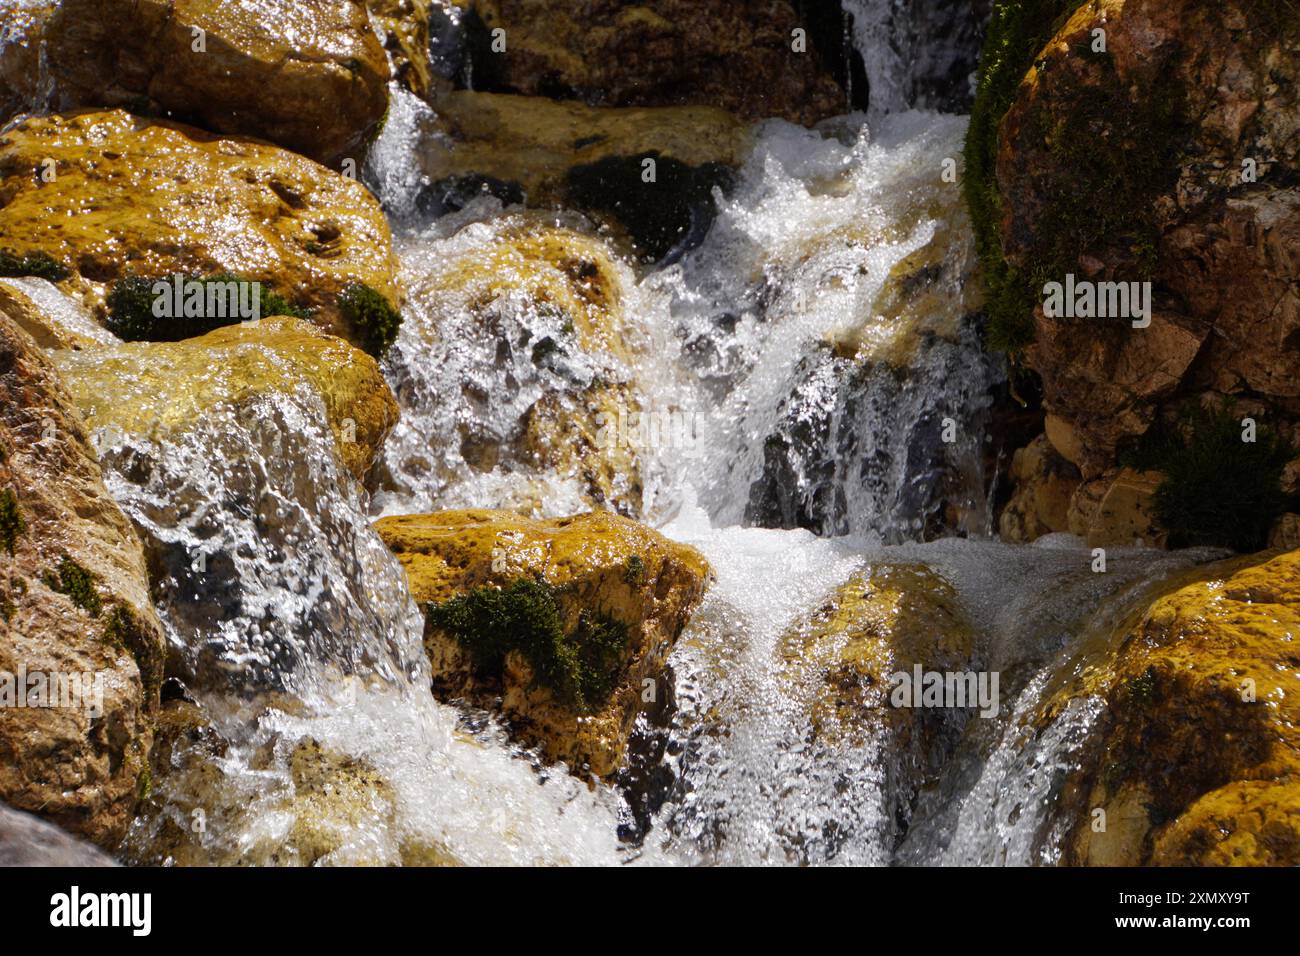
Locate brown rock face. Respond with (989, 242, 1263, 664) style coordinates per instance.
(368, 0, 434, 99)
(0, 2, 54, 125)
(0, 110, 401, 349)
(0, 312, 165, 851)
(42, 0, 390, 165)
(375, 509, 712, 778)
(997, 434, 1079, 543)
(996, 0, 1299, 477)
(464, 0, 845, 125)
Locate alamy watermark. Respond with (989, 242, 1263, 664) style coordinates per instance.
(594, 402, 708, 458)
(1042, 273, 1151, 328)
(0, 666, 104, 718)
(888, 665, 1000, 718)
(149, 274, 262, 322)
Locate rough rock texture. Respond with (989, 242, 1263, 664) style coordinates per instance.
(43, 0, 390, 164)
(0, 312, 165, 850)
(0, 1, 53, 126)
(459, 0, 845, 126)
(368, 0, 433, 99)
(0, 110, 402, 347)
(779, 565, 978, 831)
(1044, 549, 1300, 865)
(997, 433, 1079, 542)
(417, 90, 753, 201)
(409, 91, 752, 253)
(52, 317, 399, 482)
(124, 698, 460, 866)
(996, 0, 1299, 479)
(1079, 467, 1165, 548)
(0, 802, 117, 866)
(387, 219, 645, 515)
(375, 509, 711, 778)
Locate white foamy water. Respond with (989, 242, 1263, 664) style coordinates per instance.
(63, 59, 1224, 865)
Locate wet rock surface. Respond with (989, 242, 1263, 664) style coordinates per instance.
(0, 312, 165, 850)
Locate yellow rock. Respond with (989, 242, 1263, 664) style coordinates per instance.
(374, 509, 711, 778)
(52, 317, 399, 481)
(1045, 549, 1300, 865)
(997, 434, 1080, 543)
(44, 0, 389, 164)
(0, 110, 401, 348)
(406, 219, 644, 513)
(418, 91, 753, 207)
(779, 565, 977, 750)
(368, 0, 433, 100)
(125, 701, 462, 866)
(0, 278, 117, 352)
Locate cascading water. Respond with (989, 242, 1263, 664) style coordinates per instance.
(62, 8, 1227, 867)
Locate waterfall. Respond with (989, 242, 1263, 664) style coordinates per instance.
(54, 4, 1235, 868)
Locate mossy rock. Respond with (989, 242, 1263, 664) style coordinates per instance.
(1041, 548, 1300, 865)
(53, 316, 399, 482)
(375, 509, 711, 777)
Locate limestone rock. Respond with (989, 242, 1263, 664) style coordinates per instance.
(411, 90, 752, 257)
(459, 0, 845, 125)
(0, 110, 402, 350)
(0, 312, 165, 850)
(43, 0, 390, 164)
(994, 0, 1299, 478)
(1083, 467, 1166, 549)
(997, 434, 1079, 543)
(375, 509, 711, 778)
(125, 698, 461, 866)
(381, 219, 645, 515)
(0, 278, 117, 352)
(778, 564, 978, 831)
(1268, 513, 1300, 551)
(0, 1, 54, 125)
(368, 0, 433, 99)
(52, 316, 399, 482)
(1044, 549, 1300, 865)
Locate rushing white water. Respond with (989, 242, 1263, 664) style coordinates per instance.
(44, 18, 1220, 865)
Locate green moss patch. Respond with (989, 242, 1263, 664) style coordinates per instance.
(105, 603, 163, 703)
(425, 577, 629, 713)
(105, 272, 308, 342)
(338, 283, 402, 357)
(0, 248, 70, 282)
(1126, 400, 1294, 552)
(964, 0, 1088, 354)
(42, 556, 103, 616)
(0, 487, 23, 555)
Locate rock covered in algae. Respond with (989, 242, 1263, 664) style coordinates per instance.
(41, 0, 390, 164)
(374, 509, 712, 778)
(1042, 548, 1300, 865)
(0, 110, 402, 350)
(52, 316, 399, 482)
(0, 311, 166, 850)
(779, 564, 978, 830)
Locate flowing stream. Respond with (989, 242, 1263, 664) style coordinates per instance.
(57, 15, 1228, 866)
